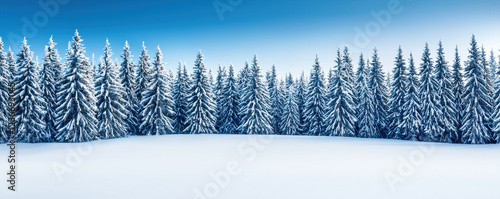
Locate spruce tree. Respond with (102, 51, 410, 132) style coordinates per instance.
(215, 65, 227, 132)
(136, 42, 152, 125)
(304, 55, 326, 136)
(268, 65, 282, 134)
(435, 42, 458, 143)
(219, 65, 240, 134)
(451, 47, 464, 140)
(388, 46, 407, 139)
(96, 40, 128, 139)
(55, 31, 98, 142)
(238, 55, 273, 135)
(185, 51, 217, 134)
(119, 41, 140, 135)
(14, 38, 47, 143)
(295, 72, 307, 134)
(356, 54, 377, 138)
(324, 50, 356, 137)
(139, 46, 174, 135)
(462, 36, 493, 144)
(281, 74, 300, 135)
(7, 47, 16, 81)
(400, 54, 421, 141)
(172, 62, 190, 133)
(0, 38, 10, 143)
(368, 48, 389, 138)
(40, 36, 62, 141)
(490, 50, 497, 82)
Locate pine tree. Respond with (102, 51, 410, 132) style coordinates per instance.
(281, 74, 300, 135)
(419, 43, 444, 142)
(185, 51, 217, 134)
(39, 36, 62, 141)
(304, 55, 326, 136)
(7, 47, 16, 81)
(490, 50, 497, 82)
(139, 46, 174, 135)
(324, 50, 356, 137)
(400, 54, 421, 141)
(481, 47, 494, 133)
(238, 55, 273, 135)
(368, 48, 389, 138)
(388, 46, 407, 139)
(95, 40, 128, 139)
(219, 65, 240, 134)
(356, 54, 377, 138)
(295, 72, 307, 134)
(215, 65, 227, 132)
(136, 42, 152, 126)
(435, 42, 458, 143)
(0, 38, 10, 143)
(14, 38, 47, 143)
(493, 54, 500, 143)
(172, 62, 190, 133)
(451, 47, 464, 142)
(462, 36, 493, 144)
(267, 65, 282, 134)
(55, 30, 98, 142)
(119, 41, 140, 135)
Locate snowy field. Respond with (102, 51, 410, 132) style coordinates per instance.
(1, 135, 500, 199)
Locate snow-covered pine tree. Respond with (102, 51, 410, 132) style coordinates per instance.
(139, 46, 175, 135)
(481, 47, 494, 133)
(219, 64, 240, 134)
(451, 47, 464, 140)
(184, 51, 217, 134)
(343, 47, 355, 86)
(419, 43, 444, 142)
(368, 48, 389, 138)
(0, 38, 10, 143)
(304, 55, 326, 136)
(281, 74, 300, 135)
(40, 36, 62, 141)
(267, 65, 282, 134)
(238, 55, 273, 135)
(356, 54, 377, 138)
(434, 42, 458, 143)
(119, 41, 140, 135)
(388, 46, 407, 139)
(490, 50, 497, 82)
(136, 42, 152, 126)
(14, 38, 47, 143)
(493, 54, 500, 143)
(295, 72, 307, 134)
(172, 62, 190, 133)
(462, 36, 493, 144)
(55, 31, 98, 142)
(324, 50, 356, 137)
(215, 65, 227, 132)
(95, 40, 128, 139)
(400, 53, 421, 141)
(7, 47, 16, 81)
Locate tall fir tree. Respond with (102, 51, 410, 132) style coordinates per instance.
(490, 50, 497, 83)
(268, 65, 282, 134)
(435, 42, 458, 143)
(304, 55, 326, 136)
(368, 48, 389, 138)
(238, 55, 273, 135)
(324, 50, 356, 137)
(119, 41, 140, 135)
(281, 74, 300, 135)
(7, 47, 16, 81)
(481, 47, 494, 132)
(451, 47, 464, 141)
(356, 54, 377, 138)
(14, 38, 47, 143)
(0, 38, 10, 143)
(419, 43, 444, 142)
(295, 72, 307, 134)
(215, 65, 227, 132)
(388, 46, 407, 139)
(400, 53, 421, 140)
(136, 42, 152, 126)
(40, 36, 62, 141)
(96, 40, 128, 139)
(219, 65, 240, 134)
(172, 62, 190, 133)
(55, 31, 98, 142)
(462, 36, 493, 144)
(139, 46, 174, 135)
(185, 51, 217, 134)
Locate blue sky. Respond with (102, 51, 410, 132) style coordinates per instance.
(1, 0, 500, 78)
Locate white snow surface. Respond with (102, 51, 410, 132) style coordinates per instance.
(1, 135, 500, 199)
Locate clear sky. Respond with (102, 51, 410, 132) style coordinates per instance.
(1, 0, 500, 78)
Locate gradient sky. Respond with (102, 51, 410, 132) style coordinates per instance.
(1, 0, 500, 78)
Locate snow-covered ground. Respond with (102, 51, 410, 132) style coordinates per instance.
(1, 135, 500, 199)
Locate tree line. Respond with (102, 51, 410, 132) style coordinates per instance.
(0, 31, 497, 144)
